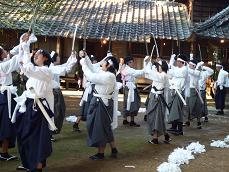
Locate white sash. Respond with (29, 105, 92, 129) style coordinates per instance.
(0, 85, 18, 119)
(125, 81, 136, 111)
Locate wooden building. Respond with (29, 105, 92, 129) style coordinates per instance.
(174, 0, 229, 63)
(194, 5, 229, 69)
(2, 0, 228, 78)
(0, 0, 191, 65)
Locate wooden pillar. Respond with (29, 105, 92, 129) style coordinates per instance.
(160, 39, 163, 57)
(128, 42, 131, 56)
(56, 37, 61, 55)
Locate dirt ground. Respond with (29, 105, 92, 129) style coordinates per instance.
(0, 90, 229, 172)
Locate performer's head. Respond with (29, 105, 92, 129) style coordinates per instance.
(0, 46, 8, 61)
(124, 56, 134, 67)
(102, 56, 119, 75)
(216, 63, 223, 72)
(79, 50, 86, 58)
(34, 49, 52, 67)
(90, 55, 98, 64)
(176, 54, 187, 68)
(189, 59, 197, 69)
(154, 60, 168, 73)
(20, 32, 31, 42)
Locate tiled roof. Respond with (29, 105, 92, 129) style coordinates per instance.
(0, 0, 191, 42)
(194, 5, 229, 39)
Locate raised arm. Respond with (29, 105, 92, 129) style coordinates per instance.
(0, 55, 20, 74)
(20, 55, 52, 81)
(168, 66, 187, 78)
(81, 57, 115, 85)
(202, 66, 214, 77)
(27, 33, 37, 44)
(126, 67, 144, 78)
(188, 67, 200, 77)
(50, 53, 77, 76)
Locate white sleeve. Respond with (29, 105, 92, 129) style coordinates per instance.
(0, 56, 20, 74)
(126, 67, 144, 78)
(144, 64, 164, 82)
(202, 66, 214, 77)
(49, 65, 67, 76)
(21, 58, 53, 82)
(27, 33, 38, 44)
(168, 66, 187, 78)
(188, 67, 200, 77)
(217, 72, 226, 90)
(82, 59, 115, 85)
(84, 56, 101, 73)
(10, 45, 20, 56)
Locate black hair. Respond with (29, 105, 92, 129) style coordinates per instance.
(124, 56, 134, 65)
(153, 62, 161, 72)
(90, 55, 98, 63)
(161, 60, 168, 73)
(176, 54, 187, 64)
(36, 50, 53, 67)
(189, 59, 198, 65)
(0, 47, 3, 61)
(105, 56, 119, 75)
(51, 52, 58, 62)
(153, 60, 168, 73)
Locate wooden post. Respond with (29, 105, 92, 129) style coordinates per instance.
(160, 39, 163, 57)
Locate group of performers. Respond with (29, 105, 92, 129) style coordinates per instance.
(0, 30, 228, 172)
(0, 31, 77, 171)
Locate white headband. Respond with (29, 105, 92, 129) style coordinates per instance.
(177, 58, 185, 63)
(189, 62, 196, 66)
(216, 64, 222, 67)
(108, 59, 113, 66)
(107, 52, 112, 57)
(50, 51, 55, 58)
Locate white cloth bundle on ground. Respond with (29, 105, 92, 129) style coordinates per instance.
(224, 135, 229, 143)
(210, 140, 229, 148)
(168, 148, 194, 165)
(186, 142, 206, 154)
(157, 162, 181, 172)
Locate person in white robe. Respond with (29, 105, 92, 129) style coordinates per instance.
(0, 46, 20, 161)
(198, 63, 214, 122)
(80, 55, 119, 160)
(185, 60, 203, 129)
(13, 49, 54, 172)
(214, 63, 228, 115)
(48, 51, 77, 135)
(167, 54, 188, 136)
(144, 56, 171, 144)
(122, 56, 144, 127)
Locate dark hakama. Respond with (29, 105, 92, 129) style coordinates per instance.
(79, 84, 95, 121)
(167, 89, 184, 123)
(0, 91, 16, 148)
(123, 86, 141, 117)
(53, 88, 66, 134)
(146, 93, 166, 136)
(200, 90, 208, 117)
(87, 97, 114, 147)
(16, 98, 53, 171)
(215, 86, 226, 110)
(188, 88, 202, 120)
